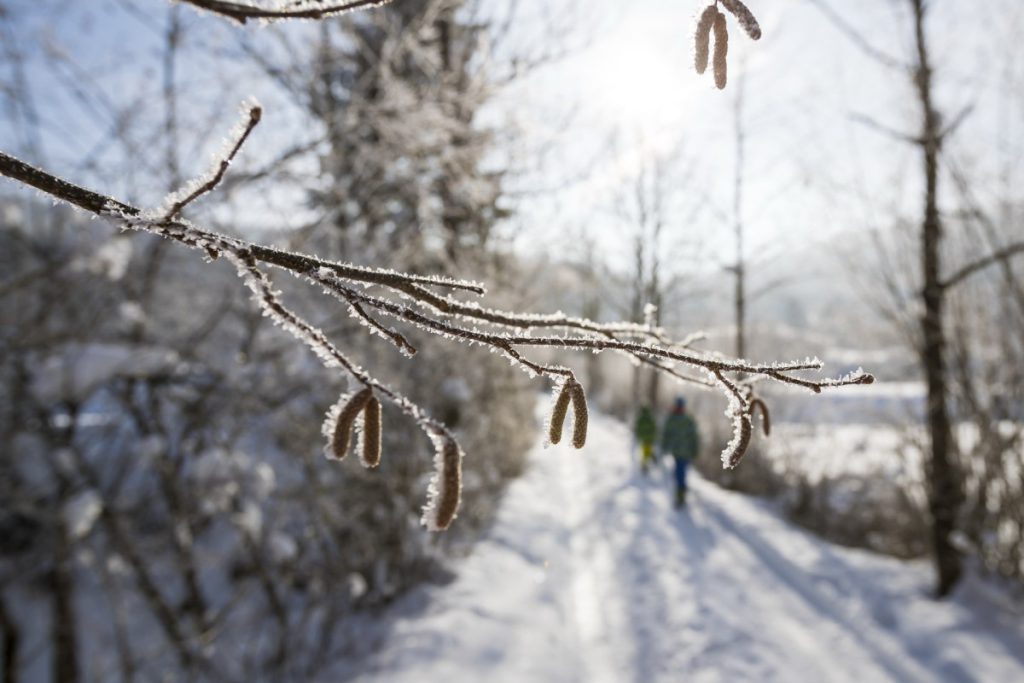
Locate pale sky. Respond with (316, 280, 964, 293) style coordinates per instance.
(2, 0, 1023, 280)
(499, 0, 1024, 275)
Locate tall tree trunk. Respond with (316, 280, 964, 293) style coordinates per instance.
(911, 0, 962, 597)
(51, 520, 78, 683)
(733, 68, 747, 361)
(0, 593, 20, 683)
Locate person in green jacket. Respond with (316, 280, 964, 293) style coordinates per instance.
(660, 396, 699, 507)
(634, 405, 657, 474)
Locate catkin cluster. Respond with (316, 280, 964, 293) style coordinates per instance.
(324, 387, 383, 468)
(694, 0, 761, 90)
(548, 377, 589, 449)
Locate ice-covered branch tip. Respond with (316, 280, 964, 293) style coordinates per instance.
(179, 0, 394, 24)
(161, 104, 262, 220)
(694, 0, 761, 90)
(0, 99, 875, 531)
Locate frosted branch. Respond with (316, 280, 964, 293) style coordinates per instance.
(178, 0, 394, 24)
(0, 102, 875, 530)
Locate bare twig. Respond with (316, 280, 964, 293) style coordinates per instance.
(849, 112, 920, 145)
(179, 0, 394, 24)
(942, 243, 1024, 290)
(163, 104, 263, 219)
(805, 0, 907, 71)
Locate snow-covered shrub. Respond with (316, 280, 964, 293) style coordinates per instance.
(0, 184, 535, 680)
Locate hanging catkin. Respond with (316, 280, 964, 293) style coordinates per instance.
(548, 380, 572, 445)
(426, 437, 462, 531)
(719, 0, 761, 40)
(720, 0, 761, 39)
(326, 388, 373, 461)
(568, 380, 589, 449)
(712, 11, 729, 90)
(360, 395, 382, 468)
(694, 5, 719, 74)
(722, 412, 752, 469)
(750, 398, 771, 437)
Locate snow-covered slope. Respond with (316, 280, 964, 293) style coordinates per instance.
(349, 409, 1024, 682)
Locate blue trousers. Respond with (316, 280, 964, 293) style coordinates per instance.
(674, 457, 689, 492)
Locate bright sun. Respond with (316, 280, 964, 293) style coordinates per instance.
(581, 9, 699, 136)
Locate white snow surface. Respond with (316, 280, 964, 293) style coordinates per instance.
(352, 409, 1024, 682)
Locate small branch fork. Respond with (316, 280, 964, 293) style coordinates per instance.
(0, 103, 873, 528)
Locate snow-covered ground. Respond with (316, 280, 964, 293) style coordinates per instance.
(346, 408, 1024, 682)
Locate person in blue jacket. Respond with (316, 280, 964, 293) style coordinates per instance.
(660, 396, 700, 507)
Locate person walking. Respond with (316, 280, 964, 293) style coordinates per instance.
(660, 397, 699, 507)
(634, 405, 657, 475)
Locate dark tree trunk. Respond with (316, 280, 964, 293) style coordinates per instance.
(911, 0, 962, 597)
(51, 521, 78, 683)
(0, 594, 20, 683)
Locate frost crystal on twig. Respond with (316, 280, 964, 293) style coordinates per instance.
(159, 103, 262, 220)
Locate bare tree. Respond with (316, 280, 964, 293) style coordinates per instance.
(810, 0, 1024, 596)
(605, 149, 707, 411)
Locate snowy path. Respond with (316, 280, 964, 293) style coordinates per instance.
(351, 410, 1024, 682)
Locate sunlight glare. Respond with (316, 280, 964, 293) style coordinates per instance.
(581, 15, 697, 137)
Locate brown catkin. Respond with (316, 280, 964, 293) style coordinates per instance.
(433, 439, 462, 530)
(360, 395, 382, 468)
(694, 5, 719, 75)
(712, 11, 729, 90)
(568, 381, 589, 449)
(724, 413, 752, 469)
(329, 388, 373, 460)
(548, 381, 572, 445)
(719, 0, 762, 40)
(750, 398, 771, 437)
